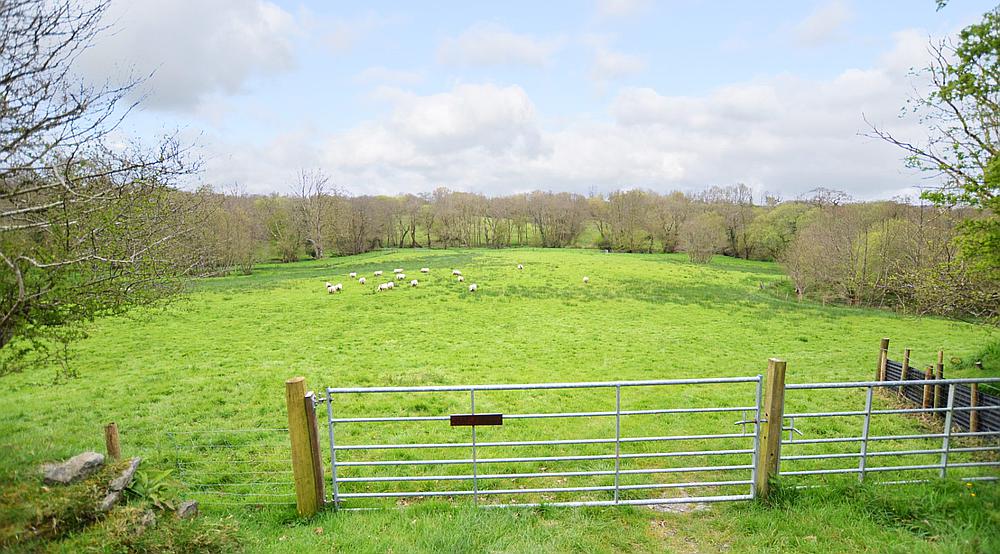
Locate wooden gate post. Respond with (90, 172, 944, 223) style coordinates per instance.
(877, 338, 889, 381)
(922, 366, 933, 409)
(898, 348, 911, 400)
(755, 358, 787, 500)
(934, 351, 945, 409)
(286, 377, 321, 517)
(970, 383, 980, 433)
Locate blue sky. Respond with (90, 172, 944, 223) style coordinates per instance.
(77, 0, 998, 199)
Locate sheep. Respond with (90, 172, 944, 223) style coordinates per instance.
(410, 279, 419, 287)
(374, 270, 383, 276)
(420, 267, 430, 273)
(326, 285, 335, 294)
(386, 281, 395, 289)
(325, 282, 333, 288)
(583, 276, 589, 284)
(457, 275, 465, 282)
(349, 272, 357, 278)
(393, 268, 404, 274)
(396, 273, 406, 280)
(358, 277, 366, 285)
(378, 282, 390, 292)
(517, 264, 523, 270)
(335, 283, 343, 291)
(452, 269, 462, 276)
(469, 283, 478, 292)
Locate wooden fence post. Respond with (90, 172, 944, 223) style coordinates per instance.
(755, 358, 787, 500)
(304, 391, 326, 508)
(970, 383, 980, 433)
(104, 423, 121, 461)
(922, 366, 933, 409)
(898, 348, 911, 400)
(934, 351, 944, 410)
(877, 338, 890, 381)
(286, 377, 321, 517)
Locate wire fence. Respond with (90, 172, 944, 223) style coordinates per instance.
(166, 428, 295, 507)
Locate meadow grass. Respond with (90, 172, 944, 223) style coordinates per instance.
(0, 248, 996, 552)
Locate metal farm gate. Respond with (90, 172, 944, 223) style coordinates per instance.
(322, 376, 765, 510)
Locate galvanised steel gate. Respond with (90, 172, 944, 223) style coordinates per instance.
(323, 376, 763, 510)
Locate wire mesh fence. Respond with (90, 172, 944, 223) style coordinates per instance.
(166, 428, 295, 507)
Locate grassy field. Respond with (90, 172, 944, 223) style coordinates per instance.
(1, 248, 997, 552)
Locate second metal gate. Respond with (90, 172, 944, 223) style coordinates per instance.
(323, 376, 764, 509)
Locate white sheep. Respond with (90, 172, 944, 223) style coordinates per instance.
(393, 268, 404, 274)
(358, 277, 366, 285)
(410, 279, 418, 287)
(325, 282, 332, 288)
(326, 285, 335, 294)
(457, 275, 465, 282)
(452, 269, 462, 276)
(386, 281, 395, 289)
(378, 282, 390, 292)
(420, 267, 430, 273)
(349, 272, 357, 278)
(469, 283, 478, 292)
(374, 270, 383, 276)
(335, 283, 343, 291)
(517, 264, 523, 270)
(583, 276, 589, 284)
(396, 273, 406, 280)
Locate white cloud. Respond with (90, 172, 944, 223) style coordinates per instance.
(592, 47, 646, 82)
(438, 23, 564, 67)
(199, 29, 933, 200)
(77, 0, 297, 111)
(793, 0, 854, 47)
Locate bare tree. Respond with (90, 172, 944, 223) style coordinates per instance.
(293, 169, 334, 259)
(679, 212, 725, 263)
(0, 0, 202, 374)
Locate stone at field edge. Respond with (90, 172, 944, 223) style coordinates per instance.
(41, 452, 104, 485)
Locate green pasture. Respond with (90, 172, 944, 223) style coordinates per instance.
(1, 248, 996, 552)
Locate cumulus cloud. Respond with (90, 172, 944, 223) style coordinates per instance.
(793, 0, 854, 47)
(200, 29, 933, 199)
(77, 0, 297, 111)
(438, 23, 564, 67)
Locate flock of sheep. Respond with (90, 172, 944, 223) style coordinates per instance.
(324, 263, 590, 295)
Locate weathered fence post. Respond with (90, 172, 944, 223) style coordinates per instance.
(934, 351, 945, 410)
(286, 377, 321, 517)
(898, 348, 911, 400)
(104, 423, 121, 461)
(922, 366, 933, 409)
(304, 391, 326, 508)
(754, 358, 787, 500)
(970, 383, 980, 433)
(877, 338, 890, 381)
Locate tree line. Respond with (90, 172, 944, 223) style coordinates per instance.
(197, 180, 998, 322)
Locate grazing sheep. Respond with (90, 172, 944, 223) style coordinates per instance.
(349, 272, 357, 278)
(374, 270, 383, 276)
(452, 269, 462, 276)
(469, 283, 478, 292)
(359, 277, 366, 285)
(335, 283, 343, 291)
(378, 282, 390, 292)
(457, 275, 465, 282)
(396, 273, 406, 280)
(386, 281, 395, 289)
(410, 279, 418, 287)
(517, 264, 523, 270)
(420, 267, 429, 273)
(325, 282, 333, 288)
(326, 285, 335, 294)
(583, 276, 589, 284)
(393, 268, 404, 274)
